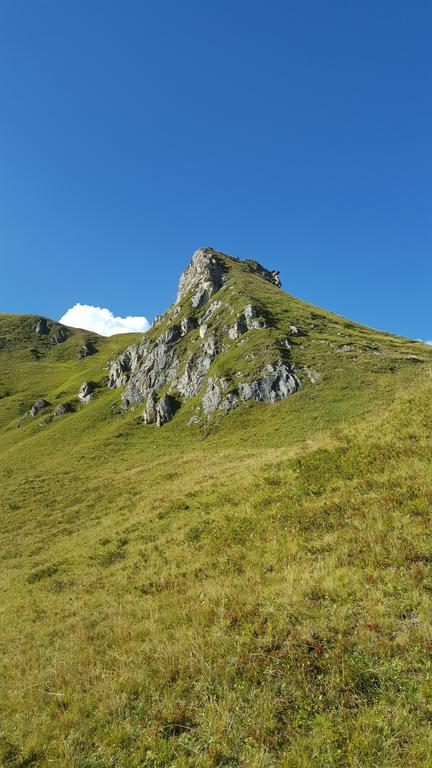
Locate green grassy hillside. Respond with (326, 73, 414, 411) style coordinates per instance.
(1, 256, 432, 767)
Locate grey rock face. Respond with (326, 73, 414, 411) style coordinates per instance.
(199, 300, 221, 326)
(176, 248, 227, 308)
(35, 318, 49, 335)
(156, 394, 175, 426)
(176, 337, 217, 398)
(51, 328, 67, 345)
(53, 402, 73, 416)
(79, 381, 96, 403)
(228, 305, 268, 340)
(108, 348, 136, 389)
(143, 392, 176, 426)
(238, 363, 300, 404)
(29, 399, 50, 417)
(202, 377, 238, 416)
(143, 391, 158, 424)
(180, 316, 196, 336)
(122, 332, 179, 408)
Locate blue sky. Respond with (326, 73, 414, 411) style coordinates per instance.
(0, 0, 431, 338)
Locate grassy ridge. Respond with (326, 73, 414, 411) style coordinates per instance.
(1, 280, 432, 766)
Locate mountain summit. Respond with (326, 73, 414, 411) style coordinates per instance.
(107, 247, 298, 425)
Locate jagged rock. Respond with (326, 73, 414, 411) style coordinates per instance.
(51, 328, 67, 345)
(156, 394, 175, 426)
(202, 377, 238, 416)
(228, 315, 247, 340)
(53, 402, 73, 416)
(79, 342, 96, 358)
(176, 248, 227, 308)
(29, 399, 49, 417)
(143, 391, 158, 424)
(143, 392, 175, 426)
(199, 300, 221, 325)
(238, 363, 300, 403)
(180, 316, 196, 336)
(176, 339, 217, 398)
(282, 338, 292, 350)
(108, 249, 300, 425)
(79, 381, 96, 403)
(121, 331, 179, 407)
(108, 348, 136, 389)
(35, 318, 49, 335)
(244, 260, 282, 288)
(228, 305, 267, 340)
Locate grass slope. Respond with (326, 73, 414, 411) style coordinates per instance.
(1, 268, 432, 767)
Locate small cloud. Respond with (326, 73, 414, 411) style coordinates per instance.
(418, 339, 432, 345)
(59, 303, 150, 336)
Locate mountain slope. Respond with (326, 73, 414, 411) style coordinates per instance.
(1, 250, 432, 768)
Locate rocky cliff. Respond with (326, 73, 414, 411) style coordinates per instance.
(108, 247, 302, 425)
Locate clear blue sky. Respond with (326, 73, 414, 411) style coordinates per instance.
(0, 0, 431, 338)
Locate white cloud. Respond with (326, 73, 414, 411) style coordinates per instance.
(59, 303, 150, 336)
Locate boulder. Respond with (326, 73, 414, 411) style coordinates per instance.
(29, 399, 49, 417)
(143, 392, 176, 426)
(78, 381, 96, 403)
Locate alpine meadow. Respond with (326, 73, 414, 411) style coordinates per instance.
(1, 247, 432, 767)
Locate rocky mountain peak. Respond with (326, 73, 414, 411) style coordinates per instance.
(176, 247, 282, 309)
(176, 247, 227, 308)
(107, 248, 304, 426)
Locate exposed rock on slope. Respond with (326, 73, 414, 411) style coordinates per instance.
(107, 247, 304, 426)
(29, 399, 50, 417)
(79, 382, 96, 403)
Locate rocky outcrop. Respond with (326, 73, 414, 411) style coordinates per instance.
(108, 348, 137, 389)
(121, 328, 181, 408)
(202, 377, 238, 416)
(238, 363, 300, 403)
(51, 328, 67, 345)
(35, 318, 49, 335)
(79, 342, 96, 358)
(244, 261, 281, 288)
(176, 248, 227, 308)
(29, 399, 50, 417)
(53, 403, 73, 416)
(79, 381, 96, 403)
(228, 305, 268, 340)
(107, 248, 304, 425)
(143, 392, 176, 426)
